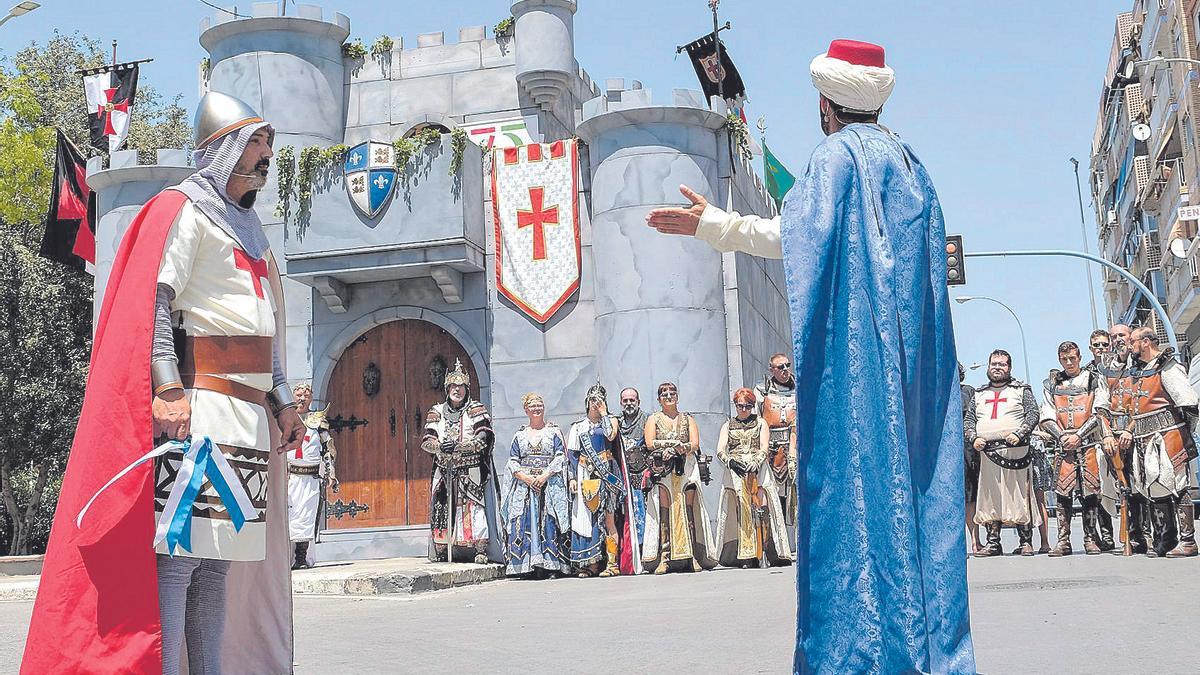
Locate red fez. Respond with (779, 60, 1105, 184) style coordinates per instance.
(826, 39, 886, 68)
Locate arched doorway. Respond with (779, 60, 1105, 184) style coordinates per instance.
(322, 319, 479, 531)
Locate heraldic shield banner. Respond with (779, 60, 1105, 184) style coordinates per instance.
(344, 141, 397, 218)
(492, 139, 582, 324)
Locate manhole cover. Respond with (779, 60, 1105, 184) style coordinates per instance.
(979, 576, 1134, 592)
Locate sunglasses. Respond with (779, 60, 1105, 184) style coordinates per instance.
(734, 403, 754, 410)
(1091, 342, 1109, 348)
(771, 362, 791, 370)
(658, 390, 678, 399)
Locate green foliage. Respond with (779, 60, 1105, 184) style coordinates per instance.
(449, 127, 468, 176)
(273, 145, 295, 222)
(392, 127, 441, 175)
(342, 39, 367, 59)
(725, 111, 753, 162)
(370, 35, 394, 59)
(282, 143, 346, 239)
(494, 16, 514, 38)
(0, 32, 189, 555)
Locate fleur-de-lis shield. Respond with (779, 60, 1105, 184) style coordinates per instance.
(343, 141, 396, 218)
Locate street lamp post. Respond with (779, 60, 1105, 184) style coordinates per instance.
(1124, 55, 1200, 78)
(0, 2, 39, 27)
(954, 295, 1033, 385)
(1069, 157, 1100, 332)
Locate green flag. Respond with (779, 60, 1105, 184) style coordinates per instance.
(763, 142, 796, 209)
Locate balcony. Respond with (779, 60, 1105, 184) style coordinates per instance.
(282, 137, 485, 310)
(1165, 238, 1200, 329)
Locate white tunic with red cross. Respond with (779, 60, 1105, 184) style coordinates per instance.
(154, 199, 278, 561)
(290, 422, 326, 469)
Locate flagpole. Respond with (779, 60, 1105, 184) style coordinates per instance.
(112, 40, 117, 68)
(710, 0, 724, 102)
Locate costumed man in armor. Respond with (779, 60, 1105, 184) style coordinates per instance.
(968, 349, 1042, 557)
(642, 382, 718, 573)
(716, 388, 793, 567)
(1122, 328, 1198, 557)
(618, 387, 650, 573)
(501, 393, 570, 577)
(1082, 329, 1118, 550)
(1039, 341, 1112, 556)
(422, 359, 497, 564)
(288, 382, 339, 569)
(961, 363, 982, 554)
(23, 92, 302, 675)
(1101, 323, 1150, 553)
(567, 383, 634, 577)
(755, 353, 798, 526)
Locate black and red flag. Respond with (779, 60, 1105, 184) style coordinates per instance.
(39, 129, 96, 273)
(82, 62, 138, 153)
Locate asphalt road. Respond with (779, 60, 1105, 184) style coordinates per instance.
(3, 545, 1198, 673)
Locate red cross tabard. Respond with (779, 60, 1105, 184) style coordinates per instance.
(985, 390, 1008, 420)
(233, 249, 269, 299)
(297, 432, 312, 460)
(98, 88, 128, 136)
(516, 187, 559, 261)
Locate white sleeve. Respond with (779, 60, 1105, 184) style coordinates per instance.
(156, 201, 203, 298)
(1039, 383, 1056, 425)
(1162, 363, 1199, 407)
(694, 203, 783, 259)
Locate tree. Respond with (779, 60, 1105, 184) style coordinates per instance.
(0, 33, 190, 555)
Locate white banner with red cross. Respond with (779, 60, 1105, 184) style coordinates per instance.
(491, 139, 581, 323)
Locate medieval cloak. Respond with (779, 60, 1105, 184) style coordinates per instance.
(21, 190, 293, 675)
(780, 124, 974, 674)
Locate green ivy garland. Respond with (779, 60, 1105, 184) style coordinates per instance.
(371, 35, 394, 58)
(200, 57, 211, 76)
(392, 128, 442, 175)
(494, 17, 514, 38)
(449, 128, 468, 176)
(725, 111, 753, 162)
(342, 39, 367, 59)
(273, 145, 296, 222)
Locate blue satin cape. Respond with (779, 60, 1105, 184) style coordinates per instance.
(780, 123, 975, 674)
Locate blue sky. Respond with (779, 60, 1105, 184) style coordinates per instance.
(1, 0, 1130, 386)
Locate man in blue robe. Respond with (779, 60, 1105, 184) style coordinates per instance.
(647, 38, 975, 674)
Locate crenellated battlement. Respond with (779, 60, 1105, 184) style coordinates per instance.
(199, 2, 350, 44)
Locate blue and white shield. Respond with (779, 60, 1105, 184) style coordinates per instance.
(344, 141, 396, 218)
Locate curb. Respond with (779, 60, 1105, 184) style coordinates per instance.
(0, 577, 38, 602)
(291, 562, 505, 596)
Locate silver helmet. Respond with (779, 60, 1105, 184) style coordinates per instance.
(193, 91, 267, 150)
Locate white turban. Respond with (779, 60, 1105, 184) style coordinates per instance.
(809, 53, 895, 114)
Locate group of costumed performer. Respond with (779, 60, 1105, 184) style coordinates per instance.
(22, 92, 301, 674)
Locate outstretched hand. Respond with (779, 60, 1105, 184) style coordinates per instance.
(645, 185, 708, 236)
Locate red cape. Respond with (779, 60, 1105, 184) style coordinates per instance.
(22, 190, 186, 674)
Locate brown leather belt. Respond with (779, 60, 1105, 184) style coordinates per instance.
(183, 374, 267, 407)
(179, 336, 272, 375)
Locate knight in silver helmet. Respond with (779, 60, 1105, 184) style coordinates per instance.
(421, 359, 499, 564)
(148, 90, 302, 674)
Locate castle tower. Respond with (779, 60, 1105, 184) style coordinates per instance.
(511, 0, 577, 111)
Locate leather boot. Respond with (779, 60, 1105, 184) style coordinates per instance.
(1097, 506, 1116, 551)
(1081, 497, 1103, 555)
(654, 508, 670, 574)
(598, 535, 621, 577)
(1016, 525, 1035, 556)
(292, 541, 309, 570)
(975, 523, 1003, 557)
(1049, 497, 1073, 557)
(1126, 495, 1148, 555)
(1146, 500, 1178, 558)
(1166, 501, 1198, 558)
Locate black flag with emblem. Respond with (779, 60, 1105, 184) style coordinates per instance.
(39, 129, 97, 273)
(82, 63, 139, 153)
(683, 34, 746, 106)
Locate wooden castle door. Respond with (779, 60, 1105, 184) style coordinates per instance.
(322, 319, 478, 530)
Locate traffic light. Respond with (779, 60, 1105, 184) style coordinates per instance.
(945, 234, 966, 286)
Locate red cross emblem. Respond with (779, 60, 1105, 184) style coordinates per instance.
(516, 187, 559, 261)
(233, 249, 269, 299)
(985, 390, 1008, 420)
(98, 88, 129, 136)
(296, 432, 312, 460)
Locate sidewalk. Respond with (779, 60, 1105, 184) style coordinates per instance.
(0, 557, 506, 602)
